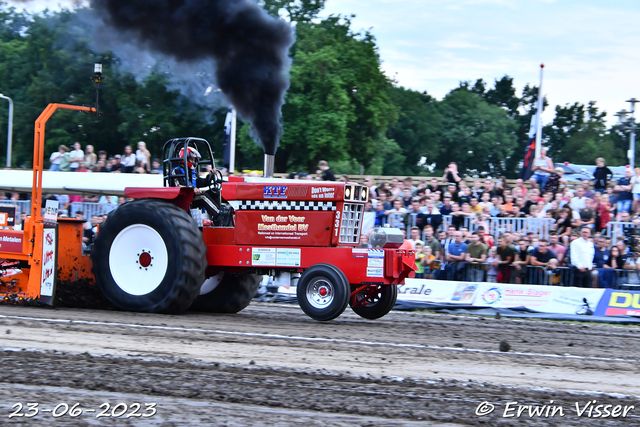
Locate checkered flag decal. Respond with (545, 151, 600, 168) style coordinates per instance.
(238, 200, 336, 211)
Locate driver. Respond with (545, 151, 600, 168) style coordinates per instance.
(172, 146, 221, 218)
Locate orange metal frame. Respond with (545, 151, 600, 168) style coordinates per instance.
(1, 104, 96, 300)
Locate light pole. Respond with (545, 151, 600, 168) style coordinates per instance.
(616, 98, 638, 168)
(0, 93, 13, 168)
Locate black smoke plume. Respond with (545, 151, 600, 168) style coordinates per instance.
(92, 0, 293, 156)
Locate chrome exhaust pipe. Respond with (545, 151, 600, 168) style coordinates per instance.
(263, 154, 275, 178)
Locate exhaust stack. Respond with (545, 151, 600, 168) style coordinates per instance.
(263, 154, 275, 178)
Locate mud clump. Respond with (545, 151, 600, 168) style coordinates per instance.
(54, 279, 113, 310)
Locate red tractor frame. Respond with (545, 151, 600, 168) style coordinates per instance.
(92, 137, 416, 321)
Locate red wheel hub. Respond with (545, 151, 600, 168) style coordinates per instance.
(318, 287, 328, 297)
(139, 252, 152, 268)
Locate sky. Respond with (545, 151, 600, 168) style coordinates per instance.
(9, 0, 640, 126)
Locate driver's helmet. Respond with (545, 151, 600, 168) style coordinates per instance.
(178, 146, 201, 169)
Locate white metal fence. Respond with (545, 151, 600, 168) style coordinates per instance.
(603, 221, 637, 246)
(417, 215, 555, 240)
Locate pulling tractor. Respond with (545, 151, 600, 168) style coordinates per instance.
(0, 103, 416, 321)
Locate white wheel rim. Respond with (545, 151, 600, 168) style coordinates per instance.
(306, 277, 334, 309)
(108, 224, 169, 296)
(199, 272, 225, 295)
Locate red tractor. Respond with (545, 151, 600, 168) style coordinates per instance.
(92, 138, 416, 321)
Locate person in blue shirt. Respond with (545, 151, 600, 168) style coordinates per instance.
(445, 231, 468, 280)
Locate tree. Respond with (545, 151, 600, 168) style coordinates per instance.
(386, 87, 442, 175)
(436, 89, 517, 176)
(272, 16, 397, 174)
(261, 0, 325, 23)
(544, 101, 625, 165)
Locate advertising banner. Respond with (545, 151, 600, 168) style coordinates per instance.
(472, 283, 604, 315)
(0, 230, 24, 253)
(279, 278, 607, 316)
(595, 289, 640, 316)
(40, 228, 57, 298)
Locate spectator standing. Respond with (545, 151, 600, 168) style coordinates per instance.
(581, 180, 595, 199)
(615, 168, 634, 219)
(597, 193, 612, 231)
(593, 157, 613, 194)
(122, 145, 137, 173)
(578, 198, 596, 229)
(486, 247, 500, 282)
(404, 198, 424, 230)
(529, 240, 557, 283)
(450, 203, 465, 230)
(496, 235, 515, 282)
(317, 160, 335, 181)
(593, 236, 616, 288)
(530, 148, 554, 190)
(443, 162, 463, 190)
(110, 155, 124, 173)
(84, 145, 97, 168)
(440, 196, 453, 215)
(445, 231, 467, 280)
(408, 226, 424, 249)
(571, 187, 587, 209)
(401, 187, 413, 208)
(69, 142, 84, 172)
(49, 145, 69, 171)
(570, 227, 595, 287)
(512, 239, 532, 283)
(374, 202, 388, 227)
(402, 177, 417, 196)
(386, 199, 408, 230)
(136, 141, 152, 171)
(375, 192, 392, 211)
(465, 232, 487, 282)
(548, 232, 566, 265)
(423, 226, 442, 260)
(420, 202, 442, 232)
(428, 178, 443, 195)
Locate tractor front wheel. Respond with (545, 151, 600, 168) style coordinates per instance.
(189, 271, 261, 313)
(91, 199, 206, 313)
(297, 264, 350, 321)
(349, 285, 398, 320)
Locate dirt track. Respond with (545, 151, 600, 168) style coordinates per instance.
(1, 303, 639, 426)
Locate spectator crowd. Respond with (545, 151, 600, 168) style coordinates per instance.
(48, 141, 162, 174)
(355, 158, 640, 289)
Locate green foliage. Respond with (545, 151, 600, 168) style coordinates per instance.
(436, 89, 517, 176)
(261, 0, 325, 22)
(277, 16, 397, 173)
(386, 87, 441, 175)
(544, 101, 626, 165)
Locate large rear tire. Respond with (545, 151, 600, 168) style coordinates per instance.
(297, 264, 350, 321)
(189, 271, 261, 313)
(91, 199, 206, 313)
(349, 285, 397, 320)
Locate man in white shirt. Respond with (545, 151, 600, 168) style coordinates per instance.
(570, 187, 587, 211)
(570, 227, 595, 288)
(68, 142, 84, 172)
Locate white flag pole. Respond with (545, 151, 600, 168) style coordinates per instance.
(534, 64, 544, 160)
